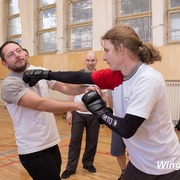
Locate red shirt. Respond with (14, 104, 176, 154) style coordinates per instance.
(92, 68, 123, 90)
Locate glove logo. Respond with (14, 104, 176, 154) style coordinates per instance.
(101, 114, 117, 128)
(113, 119, 118, 127)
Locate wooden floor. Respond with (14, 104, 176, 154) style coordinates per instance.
(1, 105, 180, 180)
(0, 105, 123, 180)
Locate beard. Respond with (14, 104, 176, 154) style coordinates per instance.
(9, 61, 28, 73)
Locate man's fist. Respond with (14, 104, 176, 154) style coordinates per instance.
(82, 91, 112, 124)
(23, 69, 50, 87)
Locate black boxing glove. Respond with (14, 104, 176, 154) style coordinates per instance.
(23, 69, 51, 87)
(82, 91, 113, 124)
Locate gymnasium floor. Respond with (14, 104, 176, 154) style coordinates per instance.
(0, 105, 124, 179)
(0, 105, 180, 180)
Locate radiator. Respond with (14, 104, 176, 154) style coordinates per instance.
(166, 81, 180, 126)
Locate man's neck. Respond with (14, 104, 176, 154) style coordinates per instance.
(84, 68, 96, 73)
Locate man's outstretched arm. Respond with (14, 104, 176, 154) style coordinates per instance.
(23, 69, 93, 87)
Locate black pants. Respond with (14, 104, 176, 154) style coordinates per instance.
(19, 145, 61, 180)
(123, 161, 180, 180)
(66, 111, 100, 172)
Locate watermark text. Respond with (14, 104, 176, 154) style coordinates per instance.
(157, 161, 180, 170)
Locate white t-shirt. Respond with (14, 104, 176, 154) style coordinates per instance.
(1, 65, 60, 155)
(112, 63, 180, 175)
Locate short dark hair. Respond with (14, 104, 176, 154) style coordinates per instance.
(0, 41, 22, 61)
(23, 48, 29, 57)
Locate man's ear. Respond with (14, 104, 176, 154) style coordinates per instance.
(119, 44, 125, 54)
(2, 60, 9, 68)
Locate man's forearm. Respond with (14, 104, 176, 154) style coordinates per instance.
(49, 71, 94, 84)
(52, 83, 90, 96)
(23, 70, 94, 87)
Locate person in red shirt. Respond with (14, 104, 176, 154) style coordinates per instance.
(23, 24, 180, 180)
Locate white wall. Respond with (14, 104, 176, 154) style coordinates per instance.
(92, 0, 114, 50)
(19, 0, 35, 55)
(151, 0, 165, 46)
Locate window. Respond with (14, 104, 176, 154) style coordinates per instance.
(116, 0, 152, 42)
(167, 0, 180, 43)
(37, 0, 57, 53)
(67, 0, 92, 51)
(7, 0, 21, 43)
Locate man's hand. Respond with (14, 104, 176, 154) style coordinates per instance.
(82, 91, 113, 124)
(85, 85, 102, 96)
(66, 111, 73, 125)
(23, 69, 51, 87)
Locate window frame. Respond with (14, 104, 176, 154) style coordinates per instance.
(66, 0, 92, 51)
(116, 0, 152, 42)
(167, 0, 180, 43)
(36, 0, 57, 54)
(7, 0, 21, 43)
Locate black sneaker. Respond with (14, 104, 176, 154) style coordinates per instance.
(83, 165, 96, 173)
(61, 170, 75, 179)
